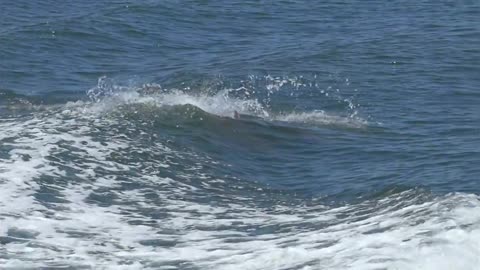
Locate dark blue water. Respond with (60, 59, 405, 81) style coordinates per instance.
(1, 1, 480, 269)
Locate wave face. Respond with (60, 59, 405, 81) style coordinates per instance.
(2, 0, 480, 269)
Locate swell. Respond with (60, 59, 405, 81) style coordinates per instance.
(1, 79, 480, 269)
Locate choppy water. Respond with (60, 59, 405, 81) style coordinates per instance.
(1, 1, 480, 269)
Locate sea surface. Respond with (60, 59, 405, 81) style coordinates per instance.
(1, 1, 480, 269)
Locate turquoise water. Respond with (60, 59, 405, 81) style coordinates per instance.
(1, 1, 480, 269)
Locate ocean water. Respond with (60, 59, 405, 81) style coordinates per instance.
(1, 0, 480, 269)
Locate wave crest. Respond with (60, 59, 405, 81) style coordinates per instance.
(80, 76, 368, 129)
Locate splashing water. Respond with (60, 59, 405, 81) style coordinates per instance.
(82, 75, 368, 129)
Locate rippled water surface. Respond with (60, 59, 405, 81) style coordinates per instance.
(1, 1, 480, 269)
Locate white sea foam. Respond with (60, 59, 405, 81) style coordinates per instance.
(2, 115, 480, 270)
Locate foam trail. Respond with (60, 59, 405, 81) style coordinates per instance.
(1, 101, 480, 269)
(133, 191, 480, 270)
